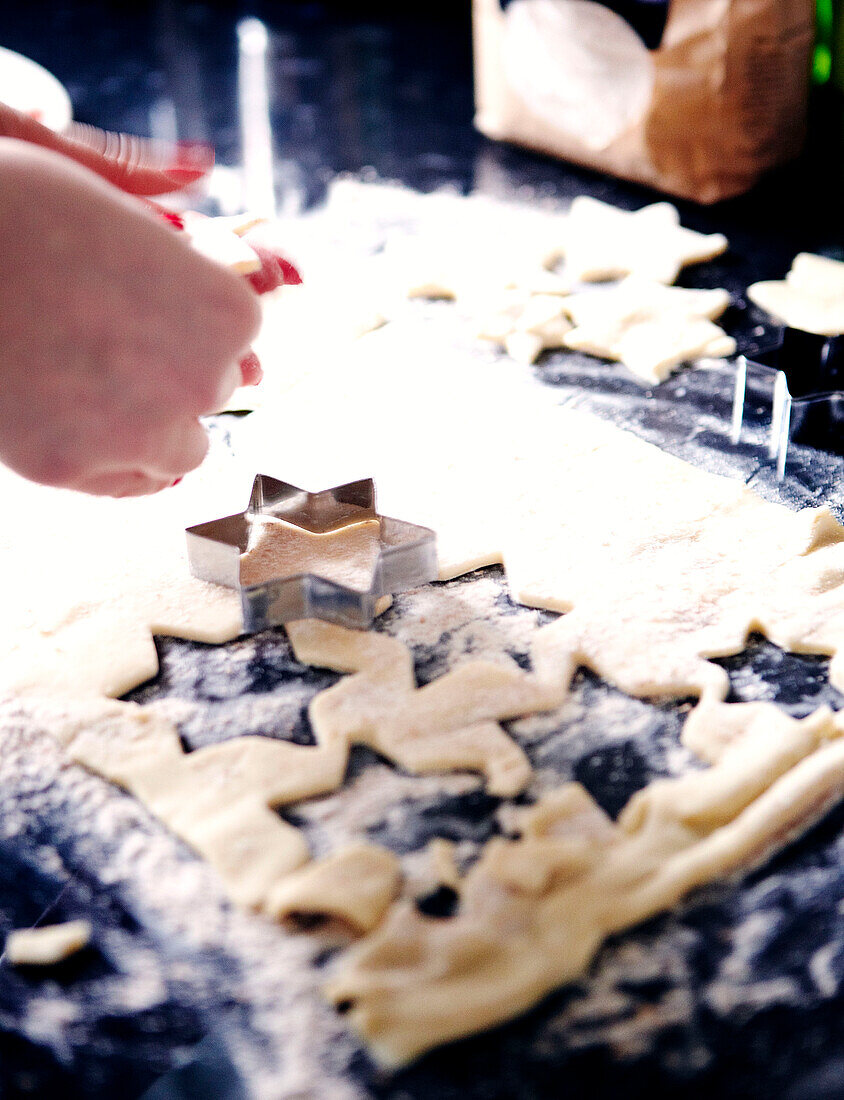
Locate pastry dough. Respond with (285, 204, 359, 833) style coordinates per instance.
(543, 196, 728, 284)
(2, 185, 842, 1071)
(240, 516, 384, 589)
(7, 598, 550, 929)
(5, 920, 92, 966)
(247, 320, 844, 709)
(329, 702, 844, 1065)
(747, 253, 844, 337)
(476, 291, 572, 364)
(561, 279, 736, 383)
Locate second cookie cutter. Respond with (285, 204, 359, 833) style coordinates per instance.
(731, 328, 844, 478)
(186, 475, 438, 632)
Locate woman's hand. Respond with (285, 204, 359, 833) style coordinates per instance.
(0, 101, 212, 196)
(0, 139, 260, 496)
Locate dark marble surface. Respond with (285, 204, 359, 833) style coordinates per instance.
(1, 3, 844, 1097)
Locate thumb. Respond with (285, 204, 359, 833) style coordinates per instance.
(0, 102, 213, 196)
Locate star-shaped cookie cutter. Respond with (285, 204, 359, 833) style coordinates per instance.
(186, 475, 438, 631)
(731, 327, 844, 478)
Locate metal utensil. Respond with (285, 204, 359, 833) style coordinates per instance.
(732, 327, 844, 478)
(186, 475, 438, 632)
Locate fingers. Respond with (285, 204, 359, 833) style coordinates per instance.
(238, 350, 264, 387)
(0, 103, 213, 196)
(67, 418, 209, 497)
(153, 417, 210, 479)
(0, 138, 261, 500)
(71, 470, 177, 497)
(203, 360, 247, 416)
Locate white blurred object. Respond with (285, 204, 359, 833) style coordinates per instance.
(237, 18, 276, 218)
(502, 0, 653, 152)
(0, 46, 72, 131)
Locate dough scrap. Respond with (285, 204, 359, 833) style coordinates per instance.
(5, 920, 92, 966)
(747, 252, 844, 337)
(328, 703, 844, 1066)
(266, 844, 402, 932)
(286, 618, 547, 799)
(543, 196, 728, 285)
(7, 607, 553, 929)
(561, 279, 736, 383)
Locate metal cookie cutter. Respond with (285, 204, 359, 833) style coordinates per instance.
(186, 475, 438, 632)
(731, 327, 844, 479)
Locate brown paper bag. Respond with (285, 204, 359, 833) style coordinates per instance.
(473, 0, 815, 203)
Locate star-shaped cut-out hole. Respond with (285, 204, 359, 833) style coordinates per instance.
(186, 476, 437, 631)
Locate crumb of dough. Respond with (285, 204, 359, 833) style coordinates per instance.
(5, 920, 92, 966)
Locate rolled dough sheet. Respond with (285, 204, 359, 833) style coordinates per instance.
(245, 316, 844, 708)
(1, 194, 844, 1067)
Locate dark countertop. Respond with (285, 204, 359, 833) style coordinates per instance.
(1, 3, 844, 1098)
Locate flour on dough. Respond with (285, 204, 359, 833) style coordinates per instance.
(240, 516, 384, 590)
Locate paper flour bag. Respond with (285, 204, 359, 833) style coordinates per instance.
(473, 0, 815, 202)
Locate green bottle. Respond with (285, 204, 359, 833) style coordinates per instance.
(815, 0, 833, 83)
(833, 0, 844, 91)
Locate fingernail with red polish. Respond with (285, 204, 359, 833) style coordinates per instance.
(166, 141, 215, 177)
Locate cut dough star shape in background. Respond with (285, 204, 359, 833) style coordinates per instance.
(748, 252, 844, 337)
(561, 279, 737, 384)
(476, 290, 572, 364)
(544, 196, 729, 285)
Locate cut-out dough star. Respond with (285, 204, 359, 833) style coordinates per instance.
(748, 253, 844, 337)
(240, 515, 384, 591)
(544, 197, 728, 285)
(561, 279, 736, 384)
(476, 291, 572, 364)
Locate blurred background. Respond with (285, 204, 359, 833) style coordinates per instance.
(0, 0, 841, 243)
